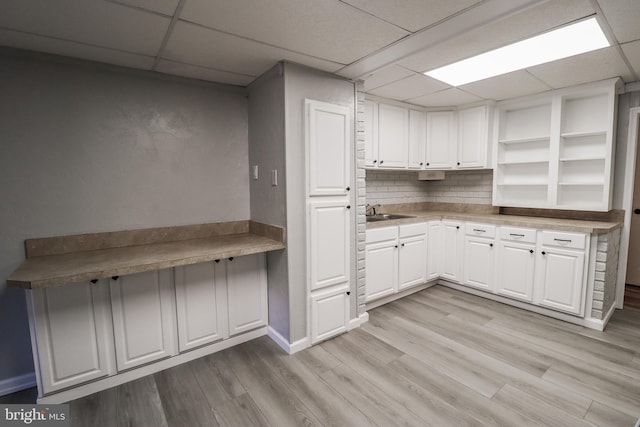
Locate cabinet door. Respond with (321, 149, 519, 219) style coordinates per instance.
(29, 281, 115, 394)
(427, 221, 441, 280)
(463, 236, 495, 291)
(378, 103, 408, 168)
(310, 286, 349, 344)
(398, 235, 427, 290)
(425, 111, 456, 169)
(365, 241, 398, 301)
(308, 199, 350, 291)
(535, 247, 586, 315)
(226, 254, 268, 336)
(458, 105, 488, 168)
(364, 100, 379, 167)
(408, 110, 426, 169)
(441, 221, 463, 282)
(496, 242, 536, 302)
(175, 262, 228, 352)
(306, 99, 351, 196)
(110, 270, 177, 371)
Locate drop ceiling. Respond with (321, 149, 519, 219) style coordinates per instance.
(1, 0, 639, 106)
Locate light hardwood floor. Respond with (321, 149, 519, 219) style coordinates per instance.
(10, 285, 640, 426)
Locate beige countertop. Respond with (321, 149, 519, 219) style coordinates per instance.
(366, 210, 622, 234)
(8, 221, 285, 289)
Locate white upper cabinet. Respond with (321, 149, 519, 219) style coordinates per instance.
(425, 111, 457, 169)
(364, 100, 379, 168)
(457, 105, 490, 168)
(306, 99, 351, 196)
(408, 110, 426, 169)
(377, 103, 409, 169)
(493, 78, 620, 211)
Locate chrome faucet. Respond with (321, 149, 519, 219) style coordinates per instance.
(366, 204, 380, 216)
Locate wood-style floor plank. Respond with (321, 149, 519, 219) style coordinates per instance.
(60, 285, 640, 426)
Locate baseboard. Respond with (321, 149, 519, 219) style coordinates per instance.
(583, 304, 617, 331)
(348, 312, 369, 330)
(267, 326, 310, 355)
(0, 372, 37, 397)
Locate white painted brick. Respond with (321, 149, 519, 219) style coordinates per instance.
(592, 300, 603, 310)
(593, 290, 604, 301)
(595, 271, 605, 281)
(595, 262, 606, 272)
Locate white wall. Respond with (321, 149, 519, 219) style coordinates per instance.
(0, 51, 250, 387)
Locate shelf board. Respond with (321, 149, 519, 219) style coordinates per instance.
(558, 182, 604, 186)
(560, 130, 607, 138)
(497, 183, 548, 187)
(499, 136, 550, 144)
(559, 156, 606, 162)
(497, 160, 549, 165)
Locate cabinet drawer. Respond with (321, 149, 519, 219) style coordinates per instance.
(366, 226, 398, 244)
(399, 222, 427, 238)
(500, 226, 536, 243)
(540, 231, 586, 249)
(465, 222, 496, 238)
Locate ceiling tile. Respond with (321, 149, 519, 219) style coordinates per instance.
(527, 47, 634, 88)
(0, 28, 155, 70)
(106, 0, 180, 16)
(339, 0, 482, 33)
(362, 65, 415, 91)
(155, 60, 255, 86)
(621, 40, 640, 78)
(406, 88, 483, 107)
(367, 74, 450, 101)
(0, 0, 170, 55)
(460, 70, 551, 101)
(179, 0, 409, 64)
(596, 0, 640, 44)
(163, 21, 343, 78)
(398, 0, 594, 73)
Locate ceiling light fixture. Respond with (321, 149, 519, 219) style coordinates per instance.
(424, 17, 610, 86)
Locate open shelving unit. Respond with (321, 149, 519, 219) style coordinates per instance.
(492, 78, 620, 212)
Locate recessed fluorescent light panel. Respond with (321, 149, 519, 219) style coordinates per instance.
(424, 17, 609, 86)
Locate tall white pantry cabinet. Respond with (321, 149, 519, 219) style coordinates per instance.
(305, 99, 352, 344)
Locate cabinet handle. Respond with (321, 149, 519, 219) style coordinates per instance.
(426, 162, 430, 166)
(346, 291, 351, 296)
(489, 243, 493, 247)
(529, 249, 534, 254)
(541, 251, 546, 255)
(473, 228, 486, 233)
(456, 226, 460, 229)
(229, 257, 234, 261)
(215, 259, 220, 263)
(457, 162, 460, 166)
(510, 233, 525, 237)
(635, 208, 640, 214)
(394, 245, 398, 248)
(346, 205, 351, 209)
(111, 276, 119, 281)
(380, 160, 384, 164)
(554, 238, 572, 243)
(401, 243, 405, 247)
(90, 279, 98, 284)
(346, 186, 351, 191)
(373, 160, 377, 164)
(420, 162, 423, 166)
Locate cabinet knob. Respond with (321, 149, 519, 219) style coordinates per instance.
(111, 276, 119, 281)
(346, 205, 351, 209)
(394, 245, 398, 248)
(90, 279, 98, 284)
(529, 249, 534, 254)
(215, 259, 220, 263)
(489, 243, 493, 248)
(346, 186, 351, 191)
(380, 160, 384, 164)
(373, 160, 377, 163)
(541, 251, 546, 255)
(635, 208, 640, 215)
(457, 162, 460, 166)
(229, 257, 234, 261)
(420, 162, 423, 166)
(426, 162, 430, 166)
(401, 243, 405, 247)
(456, 226, 460, 229)
(346, 291, 351, 296)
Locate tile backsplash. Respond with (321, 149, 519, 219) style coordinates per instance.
(366, 169, 493, 206)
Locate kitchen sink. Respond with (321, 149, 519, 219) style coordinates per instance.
(366, 214, 416, 222)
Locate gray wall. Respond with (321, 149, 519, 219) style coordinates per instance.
(366, 169, 493, 206)
(0, 51, 249, 385)
(613, 89, 640, 209)
(247, 64, 290, 340)
(283, 63, 356, 342)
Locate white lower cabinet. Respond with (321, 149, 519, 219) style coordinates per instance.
(398, 223, 428, 290)
(310, 285, 350, 344)
(110, 269, 177, 371)
(174, 262, 228, 352)
(226, 254, 268, 336)
(534, 231, 588, 315)
(28, 281, 115, 394)
(440, 220, 463, 282)
(426, 220, 441, 280)
(365, 227, 398, 301)
(495, 227, 537, 302)
(463, 223, 496, 292)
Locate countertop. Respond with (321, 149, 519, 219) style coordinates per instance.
(8, 221, 285, 289)
(366, 210, 622, 234)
